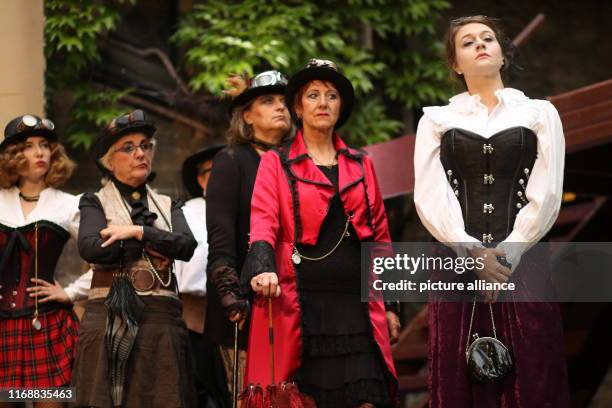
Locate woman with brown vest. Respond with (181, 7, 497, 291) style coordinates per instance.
(70, 110, 198, 408)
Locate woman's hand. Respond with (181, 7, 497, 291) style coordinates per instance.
(229, 309, 248, 330)
(469, 246, 511, 302)
(100, 225, 144, 247)
(386, 311, 401, 344)
(250, 272, 281, 298)
(27, 278, 71, 304)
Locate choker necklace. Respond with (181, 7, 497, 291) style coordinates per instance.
(251, 138, 276, 152)
(19, 192, 40, 202)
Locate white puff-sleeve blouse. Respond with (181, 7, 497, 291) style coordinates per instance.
(413, 87, 565, 268)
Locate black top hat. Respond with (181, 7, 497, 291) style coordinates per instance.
(92, 109, 156, 174)
(1, 114, 58, 152)
(285, 59, 355, 130)
(229, 70, 288, 112)
(182, 144, 225, 198)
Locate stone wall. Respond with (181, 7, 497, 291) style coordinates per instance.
(0, 0, 45, 135)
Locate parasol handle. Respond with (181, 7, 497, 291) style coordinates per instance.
(232, 321, 239, 408)
(268, 297, 275, 385)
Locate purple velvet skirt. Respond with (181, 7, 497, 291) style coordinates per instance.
(428, 249, 571, 407)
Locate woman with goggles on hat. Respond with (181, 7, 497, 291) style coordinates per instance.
(0, 114, 86, 406)
(204, 70, 292, 406)
(241, 60, 399, 407)
(70, 110, 198, 407)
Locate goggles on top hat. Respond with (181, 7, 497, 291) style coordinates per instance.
(249, 70, 288, 89)
(15, 115, 55, 133)
(108, 109, 150, 135)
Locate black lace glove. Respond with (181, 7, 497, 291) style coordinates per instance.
(240, 240, 276, 294)
(209, 265, 249, 317)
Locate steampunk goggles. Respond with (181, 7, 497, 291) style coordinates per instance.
(249, 70, 288, 89)
(15, 115, 55, 133)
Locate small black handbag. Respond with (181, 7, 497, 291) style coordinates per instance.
(465, 300, 513, 382)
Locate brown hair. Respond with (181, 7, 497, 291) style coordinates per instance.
(293, 80, 343, 127)
(0, 141, 76, 188)
(227, 99, 293, 146)
(445, 15, 515, 88)
(227, 102, 255, 146)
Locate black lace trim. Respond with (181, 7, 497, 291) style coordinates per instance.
(248, 241, 276, 274)
(209, 265, 247, 315)
(274, 146, 303, 243)
(299, 378, 394, 408)
(241, 240, 276, 294)
(358, 160, 375, 235)
(302, 332, 376, 357)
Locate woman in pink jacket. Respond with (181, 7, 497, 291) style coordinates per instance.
(242, 59, 399, 408)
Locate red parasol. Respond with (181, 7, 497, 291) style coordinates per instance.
(241, 298, 316, 408)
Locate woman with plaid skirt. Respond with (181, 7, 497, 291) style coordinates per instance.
(0, 114, 85, 406)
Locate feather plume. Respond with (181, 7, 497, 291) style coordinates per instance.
(223, 73, 251, 98)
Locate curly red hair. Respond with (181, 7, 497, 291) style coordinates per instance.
(0, 141, 76, 188)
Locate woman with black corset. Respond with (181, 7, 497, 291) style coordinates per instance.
(414, 15, 570, 407)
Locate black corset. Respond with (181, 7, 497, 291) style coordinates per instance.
(440, 127, 537, 245)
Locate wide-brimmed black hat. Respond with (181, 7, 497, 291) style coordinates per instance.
(229, 70, 288, 112)
(1, 114, 58, 152)
(92, 109, 156, 174)
(285, 59, 355, 130)
(182, 144, 225, 198)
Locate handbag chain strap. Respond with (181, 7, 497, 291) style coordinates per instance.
(465, 298, 497, 351)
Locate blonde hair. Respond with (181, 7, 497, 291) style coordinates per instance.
(99, 148, 114, 172)
(0, 141, 76, 188)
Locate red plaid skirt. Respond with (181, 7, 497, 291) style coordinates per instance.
(0, 308, 79, 388)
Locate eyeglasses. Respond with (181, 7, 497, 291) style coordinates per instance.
(113, 140, 156, 155)
(250, 70, 288, 89)
(16, 115, 55, 132)
(306, 58, 339, 71)
(108, 110, 150, 133)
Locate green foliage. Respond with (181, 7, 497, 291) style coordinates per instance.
(345, 98, 402, 146)
(173, 0, 451, 146)
(45, 0, 451, 149)
(45, 0, 122, 76)
(44, 0, 135, 149)
(65, 85, 132, 149)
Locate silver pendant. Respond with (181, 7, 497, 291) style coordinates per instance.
(291, 251, 301, 265)
(32, 317, 41, 330)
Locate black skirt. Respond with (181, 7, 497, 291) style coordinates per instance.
(295, 290, 393, 408)
(294, 166, 393, 407)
